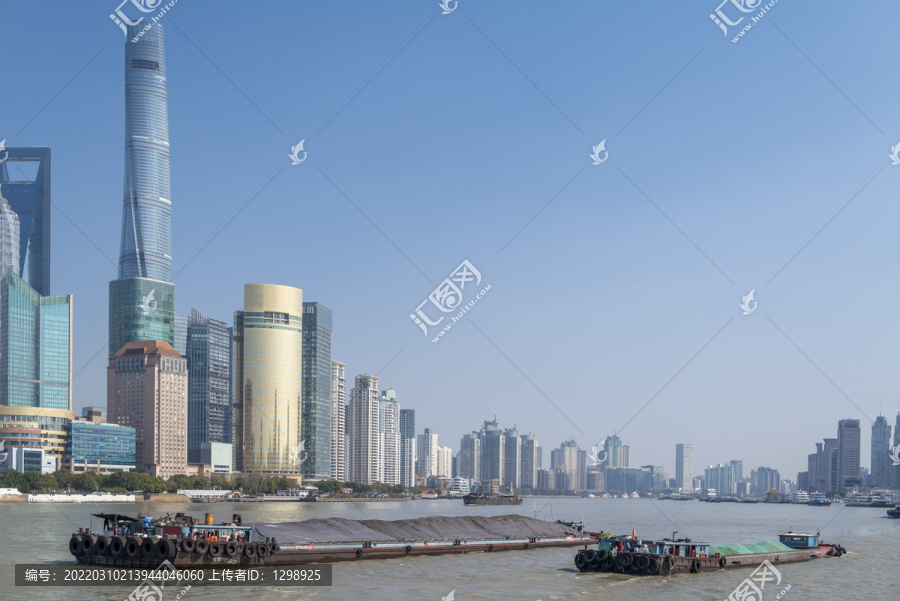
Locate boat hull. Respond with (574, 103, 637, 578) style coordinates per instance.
(75, 535, 590, 568)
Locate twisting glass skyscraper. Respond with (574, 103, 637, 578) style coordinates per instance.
(109, 23, 175, 357)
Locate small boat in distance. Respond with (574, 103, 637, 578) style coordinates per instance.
(790, 491, 810, 504)
(808, 493, 831, 507)
(462, 493, 523, 506)
(886, 505, 900, 519)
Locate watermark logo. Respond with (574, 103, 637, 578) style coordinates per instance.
(710, 0, 778, 43)
(889, 142, 900, 166)
(0, 440, 7, 466)
(289, 139, 307, 165)
(890, 442, 900, 466)
(139, 289, 157, 315)
(439, 0, 458, 15)
(725, 560, 789, 601)
(589, 443, 608, 466)
(740, 289, 757, 315)
(290, 440, 309, 465)
(0, 139, 8, 164)
(589, 139, 608, 165)
(126, 559, 191, 601)
(410, 260, 491, 342)
(441, 590, 456, 601)
(109, 0, 181, 43)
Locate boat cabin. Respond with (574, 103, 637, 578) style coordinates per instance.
(91, 512, 253, 543)
(778, 532, 818, 549)
(644, 540, 712, 558)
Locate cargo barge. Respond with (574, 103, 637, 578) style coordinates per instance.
(462, 494, 523, 506)
(574, 531, 844, 576)
(69, 512, 591, 568)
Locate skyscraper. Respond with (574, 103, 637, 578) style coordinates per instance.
(107, 340, 187, 477)
(417, 427, 438, 478)
(502, 428, 521, 489)
(185, 309, 232, 463)
(0, 186, 20, 279)
(301, 302, 333, 481)
(0, 147, 50, 295)
(173, 313, 188, 356)
(870, 415, 893, 488)
(604, 435, 625, 468)
(399, 408, 415, 487)
(232, 284, 304, 475)
(837, 418, 861, 488)
(551, 439, 586, 491)
(675, 443, 694, 493)
(479, 422, 504, 482)
(0, 270, 72, 410)
(330, 361, 346, 481)
(457, 432, 480, 481)
(346, 374, 380, 484)
(109, 23, 175, 357)
(379, 389, 400, 485)
(520, 434, 540, 489)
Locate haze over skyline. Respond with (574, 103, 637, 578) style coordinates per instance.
(2, 2, 900, 478)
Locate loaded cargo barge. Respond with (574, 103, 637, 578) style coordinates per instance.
(69, 512, 592, 568)
(574, 531, 845, 576)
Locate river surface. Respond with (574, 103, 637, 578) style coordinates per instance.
(0, 497, 895, 600)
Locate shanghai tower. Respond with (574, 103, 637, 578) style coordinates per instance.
(109, 23, 175, 357)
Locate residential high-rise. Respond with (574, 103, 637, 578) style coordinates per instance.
(750, 466, 780, 495)
(0, 270, 72, 410)
(347, 374, 380, 484)
(604, 435, 625, 468)
(895, 413, 900, 488)
(0, 147, 50, 295)
(705, 463, 736, 496)
(436, 445, 453, 478)
(232, 284, 303, 475)
(551, 439, 586, 491)
(480, 422, 504, 482)
(330, 361, 346, 481)
(837, 418, 861, 488)
(301, 302, 333, 481)
(730, 460, 743, 488)
(458, 432, 480, 481)
(870, 415, 893, 488)
(109, 23, 175, 357)
(379, 389, 400, 485)
(107, 340, 187, 477)
(520, 434, 540, 489)
(417, 427, 438, 478)
(675, 443, 694, 493)
(0, 186, 20, 278)
(502, 428, 521, 489)
(185, 309, 232, 463)
(399, 408, 415, 487)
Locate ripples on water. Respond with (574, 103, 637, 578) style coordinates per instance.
(0, 498, 896, 600)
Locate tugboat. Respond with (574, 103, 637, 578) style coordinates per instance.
(887, 505, 900, 519)
(574, 530, 845, 576)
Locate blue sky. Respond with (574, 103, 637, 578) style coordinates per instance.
(2, 1, 900, 480)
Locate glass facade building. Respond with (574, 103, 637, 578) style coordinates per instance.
(301, 302, 332, 480)
(0, 147, 51, 295)
(109, 23, 175, 357)
(233, 284, 304, 475)
(0, 271, 72, 410)
(109, 278, 174, 356)
(399, 408, 415, 487)
(186, 308, 232, 463)
(119, 24, 172, 282)
(69, 420, 136, 472)
(0, 186, 20, 278)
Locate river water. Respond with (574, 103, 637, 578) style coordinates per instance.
(0, 497, 895, 601)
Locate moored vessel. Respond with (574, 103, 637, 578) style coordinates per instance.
(462, 493, 523, 506)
